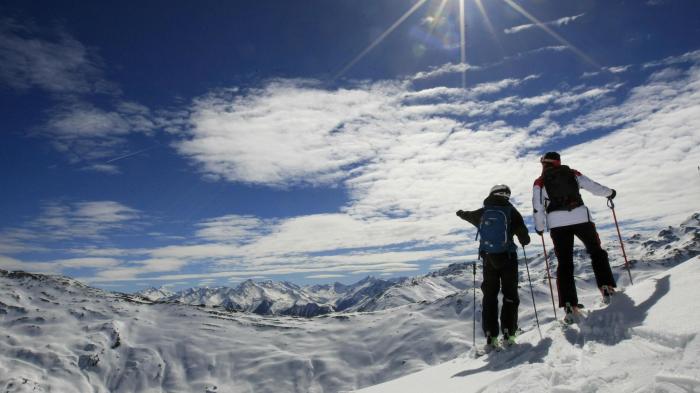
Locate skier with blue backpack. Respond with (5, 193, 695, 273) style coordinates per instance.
(457, 184, 531, 350)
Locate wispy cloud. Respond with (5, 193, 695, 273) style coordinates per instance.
(0, 255, 120, 273)
(642, 49, 700, 69)
(94, 258, 188, 280)
(0, 18, 161, 168)
(1, 201, 141, 248)
(504, 13, 585, 35)
(412, 62, 479, 81)
(43, 100, 159, 163)
(0, 18, 116, 94)
(195, 215, 276, 244)
(82, 164, 122, 174)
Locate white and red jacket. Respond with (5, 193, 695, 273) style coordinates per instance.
(532, 169, 614, 232)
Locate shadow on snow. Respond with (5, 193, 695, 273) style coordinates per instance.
(565, 274, 670, 346)
(451, 338, 553, 378)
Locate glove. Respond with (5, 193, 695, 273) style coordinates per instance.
(608, 189, 616, 200)
(536, 230, 543, 236)
(520, 235, 531, 246)
(456, 210, 464, 217)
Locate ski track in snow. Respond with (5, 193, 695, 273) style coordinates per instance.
(0, 214, 698, 393)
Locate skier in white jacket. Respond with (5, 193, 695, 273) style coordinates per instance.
(532, 152, 617, 321)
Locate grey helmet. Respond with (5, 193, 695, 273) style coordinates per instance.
(489, 184, 511, 199)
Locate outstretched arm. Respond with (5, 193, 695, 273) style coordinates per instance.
(576, 172, 614, 198)
(456, 208, 483, 228)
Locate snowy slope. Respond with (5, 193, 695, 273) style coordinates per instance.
(353, 264, 473, 312)
(355, 255, 700, 393)
(0, 215, 697, 393)
(0, 271, 475, 393)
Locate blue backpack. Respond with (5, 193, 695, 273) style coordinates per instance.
(476, 205, 514, 254)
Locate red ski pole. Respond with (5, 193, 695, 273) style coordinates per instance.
(608, 198, 634, 285)
(472, 260, 477, 348)
(540, 235, 558, 319)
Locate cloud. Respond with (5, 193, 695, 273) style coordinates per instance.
(504, 13, 585, 35)
(411, 62, 479, 81)
(42, 100, 159, 162)
(563, 67, 697, 136)
(306, 274, 345, 279)
(557, 68, 700, 228)
(0, 18, 115, 94)
(94, 258, 188, 280)
(82, 164, 122, 174)
(7, 52, 700, 286)
(164, 58, 700, 284)
(176, 74, 553, 189)
(195, 215, 275, 243)
(1, 201, 141, 247)
(643, 49, 700, 70)
(51, 257, 121, 268)
(177, 80, 404, 186)
(0, 255, 120, 274)
(0, 18, 161, 167)
(0, 255, 59, 273)
(607, 65, 632, 74)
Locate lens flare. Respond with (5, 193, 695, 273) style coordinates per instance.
(334, 0, 429, 80)
(474, 0, 502, 53)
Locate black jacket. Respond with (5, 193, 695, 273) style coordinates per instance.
(456, 194, 531, 248)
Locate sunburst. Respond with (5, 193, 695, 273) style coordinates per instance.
(334, 0, 600, 84)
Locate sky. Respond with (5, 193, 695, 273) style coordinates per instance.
(1, 0, 699, 293)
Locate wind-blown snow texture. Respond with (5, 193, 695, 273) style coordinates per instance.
(0, 214, 698, 393)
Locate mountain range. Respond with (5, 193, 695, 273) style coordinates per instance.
(0, 213, 697, 393)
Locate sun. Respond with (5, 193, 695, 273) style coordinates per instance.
(334, 0, 600, 84)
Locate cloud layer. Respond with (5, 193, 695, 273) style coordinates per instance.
(2, 13, 699, 288)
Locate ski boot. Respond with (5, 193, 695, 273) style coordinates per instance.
(503, 334, 517, 347)
(502, 329, 517, 347)
(563, 302, 580, 325)
(600, 285, 615, 305)
(484, 336, 501, 353)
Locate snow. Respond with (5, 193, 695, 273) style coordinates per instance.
(355, 256, 700, 393)
(0, 215, 698, 393)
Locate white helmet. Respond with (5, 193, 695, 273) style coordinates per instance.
(489, 184, 511, 199)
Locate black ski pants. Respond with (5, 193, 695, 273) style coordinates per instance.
(480, 251, 519, 339)
(550, 221, 616, 308)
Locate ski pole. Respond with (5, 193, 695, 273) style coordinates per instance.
(608, 198, 633, 285)
(472, 260, 477, 349)
(522, 245, 542, 339)
(540, 235, 558, 319)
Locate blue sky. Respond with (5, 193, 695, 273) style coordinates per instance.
(1, 0, 699, 292)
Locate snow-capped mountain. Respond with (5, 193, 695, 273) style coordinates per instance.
(150, 263, 473, 317)
(1, 214, 698, 393)
(155, 276, 399, 317)
(163, 279, 334, 316)
(629, 212, 700, 264)
(136, 286, 174, 301)
(354, 263, 474, 312)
